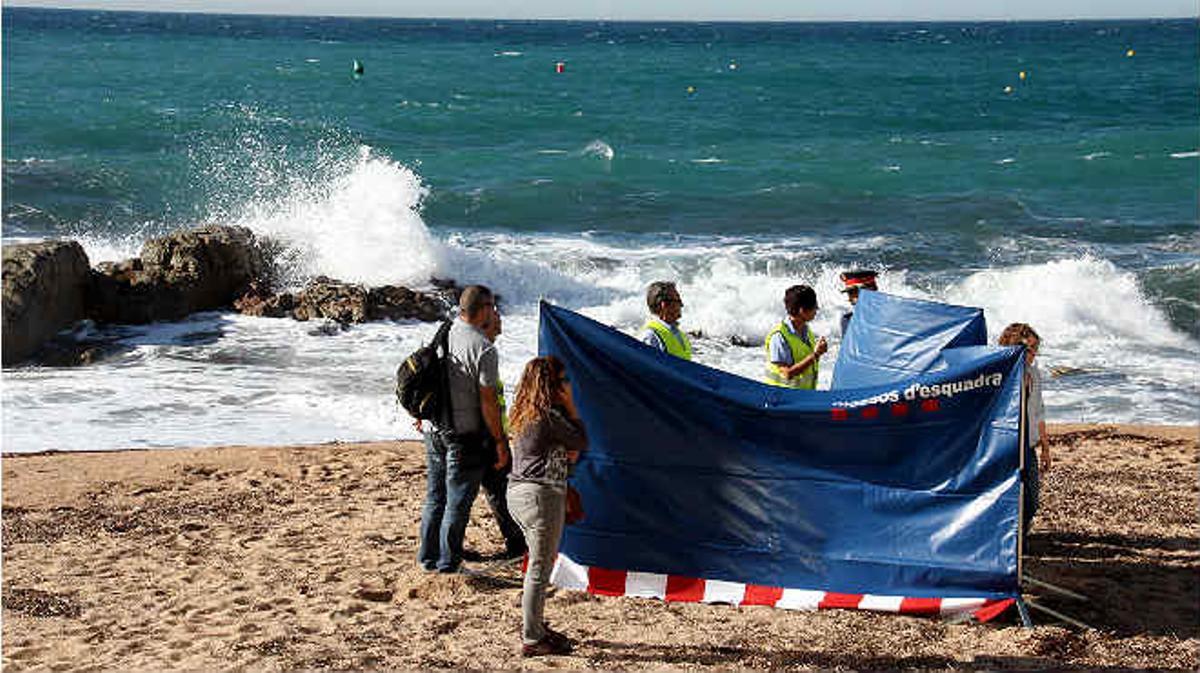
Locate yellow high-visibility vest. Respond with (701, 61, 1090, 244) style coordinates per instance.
(763, 320, 817, 389)
(642, 318, 692, 361)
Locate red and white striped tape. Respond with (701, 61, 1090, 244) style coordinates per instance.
(548, 554, 1014, 622)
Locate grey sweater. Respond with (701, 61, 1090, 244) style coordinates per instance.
(509, 407, 588, 489)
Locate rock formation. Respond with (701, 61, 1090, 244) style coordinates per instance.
(2, 241, 92, 365)
(90, 225, 266, 324)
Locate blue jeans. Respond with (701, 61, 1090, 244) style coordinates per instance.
(1022, 443, 1040, 530)
(418, 431, 487, 572)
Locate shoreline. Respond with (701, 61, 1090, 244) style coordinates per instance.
(3, 422, 1195, 459)
(3, 423, 1197, 671)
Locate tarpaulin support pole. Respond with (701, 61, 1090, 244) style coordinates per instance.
(1015, 597, 1034, 627)
(1016, 356, 1028, 582)
(1025, 598, 1096, 631)
(1022, 574, 1089, 602)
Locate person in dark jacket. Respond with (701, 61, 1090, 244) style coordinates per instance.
(506, 355, 588, 657)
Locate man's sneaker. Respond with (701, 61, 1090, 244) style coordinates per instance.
(522, 635, 573, 657)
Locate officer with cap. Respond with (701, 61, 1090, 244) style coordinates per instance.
(839, 269, 878, 336)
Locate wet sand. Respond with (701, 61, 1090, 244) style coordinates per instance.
(3, 424, 1197, 671)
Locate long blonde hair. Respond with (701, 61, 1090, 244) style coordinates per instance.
(509, 356, 566, 439)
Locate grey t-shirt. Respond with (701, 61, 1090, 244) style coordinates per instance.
(446, 317, 500, 435)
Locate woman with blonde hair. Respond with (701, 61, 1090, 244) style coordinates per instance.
(998, 323, 1049, 529)
(506, 355, 588, 657)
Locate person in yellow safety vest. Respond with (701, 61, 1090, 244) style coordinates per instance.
(764, 284, 828, 389)
(640, 280, 692, 360)
(485, 312, 509, 434)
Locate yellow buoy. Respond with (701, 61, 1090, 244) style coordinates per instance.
(686, 85, 696, 94)
(1018, 70, 1027, 80)
(1004, 85, 1013, 94)
(1126, 49, 1135, 57)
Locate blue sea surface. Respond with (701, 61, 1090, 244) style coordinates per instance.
(2, 8, 1197, 450)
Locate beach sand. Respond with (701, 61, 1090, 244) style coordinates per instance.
(3, 424, 1197, 671)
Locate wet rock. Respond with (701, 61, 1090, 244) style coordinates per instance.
(294, 276, 369, 323)
(236, 276, 452, 325)
(233, 280, 295, 318)
(366, 284, 446, 322)
(2, 240, 92, 365)
(89, 225, 266, 324)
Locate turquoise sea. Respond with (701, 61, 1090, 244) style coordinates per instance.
(3, 8, 1198, 451)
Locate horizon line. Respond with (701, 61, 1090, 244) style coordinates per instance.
(4, 5, 1196, 24)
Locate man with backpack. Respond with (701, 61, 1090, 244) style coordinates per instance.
(417, 285, 515, 573)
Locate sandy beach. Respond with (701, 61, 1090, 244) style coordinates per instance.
(2, 423, 1196, 671)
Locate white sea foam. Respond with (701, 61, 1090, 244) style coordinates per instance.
(4, 161, 1198, 452)
(1169, 150, 1199, 159)
(229, 146, 446, 287)
(581, 139, 614, 161)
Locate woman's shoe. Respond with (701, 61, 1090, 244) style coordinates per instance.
(522, 634, 573, 657)
(542, 622, 573, 646)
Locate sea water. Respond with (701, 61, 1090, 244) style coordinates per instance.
(3, 9, 1197, 451)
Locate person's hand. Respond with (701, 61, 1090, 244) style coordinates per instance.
(566, 449, 581, 464)
(815, 336, 828, 357)
(1040, 444, 1052, 472)
(494, 439, 510, 470)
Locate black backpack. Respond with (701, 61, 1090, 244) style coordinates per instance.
(396, 320, 453, 424)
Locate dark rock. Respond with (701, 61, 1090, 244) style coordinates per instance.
(141, 224, 265, 309)
(233, 280, 295, 318)
(2, 240, 92, 365)
(89, 225, 266, 325)
(236, 276, 451, 325)
(293, 276, 369, 324)
(367, 284, 446, 322)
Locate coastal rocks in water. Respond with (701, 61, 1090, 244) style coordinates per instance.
(2, 241, 91, 365)
(235, 277, 449, 325)
(90, 225, 266, 324)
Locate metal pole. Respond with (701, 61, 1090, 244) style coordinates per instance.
(1026, 599, 1095, 631)
(1016, 596, 1034, 627)
(1022, 574, 1089, 602)
(1016, 356, 1028, 587)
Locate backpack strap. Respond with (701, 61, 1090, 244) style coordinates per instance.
(434, 319, 455, 430)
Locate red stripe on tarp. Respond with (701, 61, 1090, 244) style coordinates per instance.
(973, 598, 1016, 623)
(521, 553, 529, 573)
(891, 402, 909, 416)
(831, 408, 849, 421)
(921, 399, 940, 412)
(587, 567, 628, 596)
(861, 406, 880, 419)
(742, 584, 784, 606)
(819, 592, 864, 609)
(665, 576, 706, 602)
(898, 597, 942, 614)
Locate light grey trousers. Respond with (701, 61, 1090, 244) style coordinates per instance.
(506, 480, 566, 645)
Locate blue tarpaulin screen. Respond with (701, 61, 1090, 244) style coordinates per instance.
(538, 296, 1023, 599)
